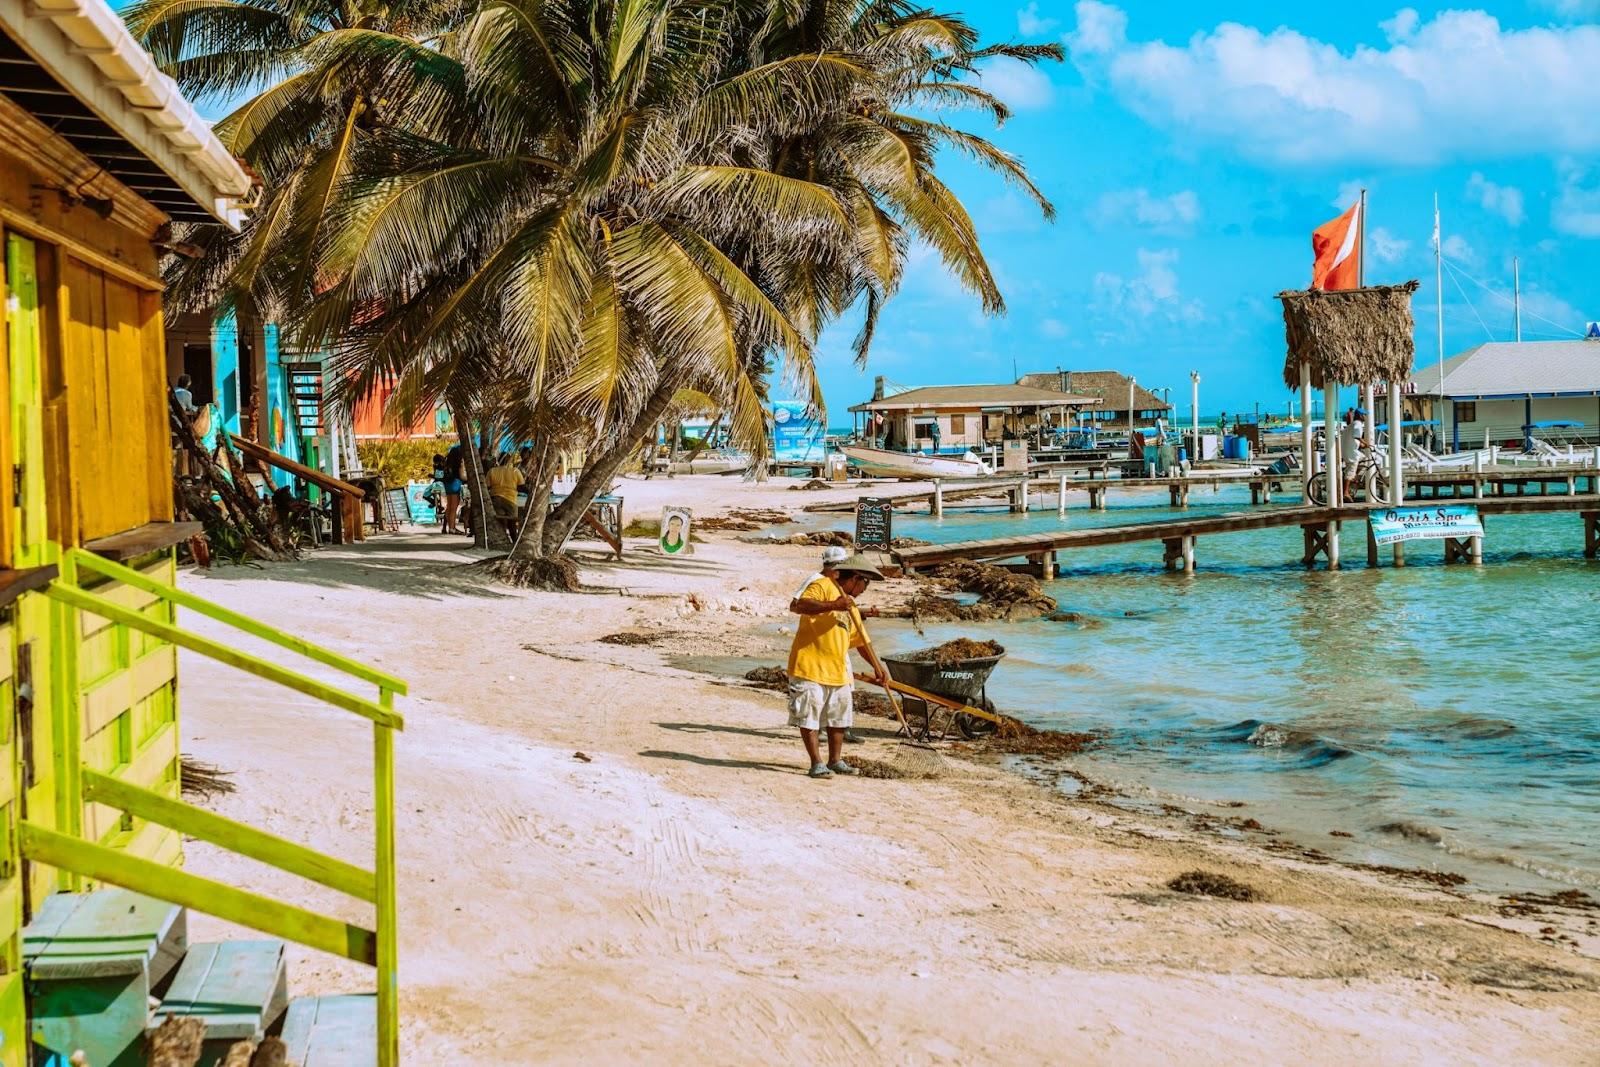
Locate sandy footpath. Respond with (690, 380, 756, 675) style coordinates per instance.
(174, 475, 1600, 1064)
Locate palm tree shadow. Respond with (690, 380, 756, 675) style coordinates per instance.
(637, 749, 800, 775)
(655, 721, 790, 740)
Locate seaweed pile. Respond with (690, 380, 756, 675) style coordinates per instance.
(905, 638, 1004, 666)
(908, 562, 1056, 622)
(1166, 870, 1260, 901)
(987, 717, 1098, 757)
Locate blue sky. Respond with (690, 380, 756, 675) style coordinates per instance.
(809, 1, 1600, 423)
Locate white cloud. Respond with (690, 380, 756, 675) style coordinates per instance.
(1553, 161, 1600, 237)
(974, 57, 1054, 111)
(1090, 188, 1200, 231)
(1441, 233, 1476, 263)
(1040, 317, 1069, 338)
(1066, 2, 1600, 164)
(1332, 180, 1371, 211)
(1369, 226, 1411, 264)
(1536, 1, 1600, 18)
(1092, 248, 1204, 321)
(1017, 2, 1058, 36)
(1466, 173, 1525, 225)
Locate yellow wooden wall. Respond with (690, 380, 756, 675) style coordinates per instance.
(56, 256, 173, 546)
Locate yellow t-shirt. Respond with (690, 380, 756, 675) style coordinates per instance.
(787, 576, 869, 687)
(486, 463, 520, 505)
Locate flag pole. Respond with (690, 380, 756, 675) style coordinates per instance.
(1357, 188, 1366, 288)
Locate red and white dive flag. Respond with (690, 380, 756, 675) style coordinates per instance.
(1311, 200, 1362, 290)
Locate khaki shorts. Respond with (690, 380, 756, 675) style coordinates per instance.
(787, 679, 853, 731)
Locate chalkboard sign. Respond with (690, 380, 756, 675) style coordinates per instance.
(855, 497, 893, 548)
(381, 487, 412, 530)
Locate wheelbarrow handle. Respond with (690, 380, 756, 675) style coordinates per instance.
(854, 674, 1005, 727)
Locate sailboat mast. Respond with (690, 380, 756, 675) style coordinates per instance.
(1514, 256, 1522, 342)
(1434, 193, 1445, 394)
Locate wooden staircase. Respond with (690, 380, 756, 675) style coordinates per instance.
(23, 889, 373, 1066)
(283, 362, 324, 441)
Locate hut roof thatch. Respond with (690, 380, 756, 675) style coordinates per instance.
(1279, 281, 1420, 390)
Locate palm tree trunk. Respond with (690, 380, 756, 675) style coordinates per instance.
(451, 393, 501, 550)
(509, 442, 559, 560)
(541, 372, 684, 556)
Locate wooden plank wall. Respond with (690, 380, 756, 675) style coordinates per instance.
(77, 556, 181, 869)
(0, 617, 22, 1067)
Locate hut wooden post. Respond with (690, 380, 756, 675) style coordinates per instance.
(1299, 363, 1315, 480)
(1388, 378, 1405, 564)
(1324, 381, 1342, 511)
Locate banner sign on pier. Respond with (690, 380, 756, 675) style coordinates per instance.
(1369, 505, 1483, 546)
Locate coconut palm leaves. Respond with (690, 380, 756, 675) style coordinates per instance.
(129, 0, 1060, 557)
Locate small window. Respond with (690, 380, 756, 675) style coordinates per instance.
(949, 414, 966, 435)
(1454, 402, 1476, 423)
(913, 421, 936, 439)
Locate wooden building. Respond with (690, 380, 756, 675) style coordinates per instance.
(1, 3, 403, 1063)
(1398, 339, 1600, 452)
(850, 378, 1097, 451)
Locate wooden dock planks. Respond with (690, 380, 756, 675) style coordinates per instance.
(893, 494, 1600, 571)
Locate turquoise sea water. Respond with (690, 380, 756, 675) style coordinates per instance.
(857, 485, 1600, 892)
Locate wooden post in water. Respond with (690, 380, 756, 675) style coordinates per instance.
(1387, 378, 1405, 567)
(1474, 452, 1484, 499)
(1583, 511, 1598, 559)
(1182, 534, 1196, 573)
(931, 479, 943, 517)
(1324, 380, 1341, 568)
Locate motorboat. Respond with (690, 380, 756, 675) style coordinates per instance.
(840, 445, 993, 479)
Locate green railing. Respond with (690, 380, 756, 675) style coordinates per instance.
(20, 547, 405, 1065)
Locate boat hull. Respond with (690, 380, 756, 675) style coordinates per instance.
(841, 445, 990, 479)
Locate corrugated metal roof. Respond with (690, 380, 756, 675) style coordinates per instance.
(849, 383, 1098, 412)
(1407, 340, 1600, 397)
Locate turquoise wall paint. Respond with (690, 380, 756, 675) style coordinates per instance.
(211, 312, 241, 438)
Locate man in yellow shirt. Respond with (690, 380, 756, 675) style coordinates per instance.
(485, 452, 522, 538)
(787, 553, 890, 778)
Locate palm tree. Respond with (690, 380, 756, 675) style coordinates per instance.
(131, 0, 1060, 573)
(305, 0, 1060, 566)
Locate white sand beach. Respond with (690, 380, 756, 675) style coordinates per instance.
(174, 476, 1600, 1064)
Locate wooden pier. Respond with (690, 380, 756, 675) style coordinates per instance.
(805, 469, 1295, 516)
(810, 463, 1600, 519)
(891, 495, 1600, 578)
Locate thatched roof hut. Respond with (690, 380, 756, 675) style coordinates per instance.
(1279, 281, 1420, 390)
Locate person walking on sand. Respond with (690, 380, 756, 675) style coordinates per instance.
(787, 553, 890, 778)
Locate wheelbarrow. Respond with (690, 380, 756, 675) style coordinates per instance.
(881, 645, 1005, 741)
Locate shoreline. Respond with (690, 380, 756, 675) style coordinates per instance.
(174, 474, 1600, 1061)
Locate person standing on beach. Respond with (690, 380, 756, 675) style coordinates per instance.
(441, 444, 466, 535)
(787, 553, 890, 778)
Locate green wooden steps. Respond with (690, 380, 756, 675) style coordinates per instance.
(281, 995, 377, 1067)
(149, 940, 289, 1063)
(23, 889, 186, 1067)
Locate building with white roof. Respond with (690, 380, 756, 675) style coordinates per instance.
(1403, 339, 1600, 450)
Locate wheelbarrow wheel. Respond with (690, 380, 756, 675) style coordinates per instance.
(955, 696, 1000, 740)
